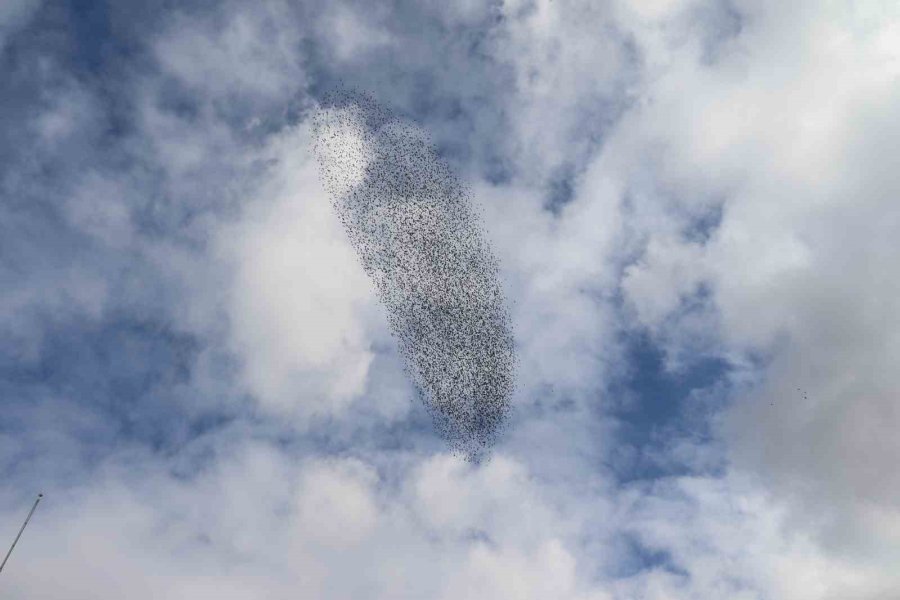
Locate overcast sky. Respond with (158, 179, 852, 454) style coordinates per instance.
(1, 1, 899, 598)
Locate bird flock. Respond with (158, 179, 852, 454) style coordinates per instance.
(312, 91, 516, 460)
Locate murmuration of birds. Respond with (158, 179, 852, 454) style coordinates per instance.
(311, 90, 516, 461)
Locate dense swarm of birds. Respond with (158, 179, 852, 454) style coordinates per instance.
(312, 91, 516, 460)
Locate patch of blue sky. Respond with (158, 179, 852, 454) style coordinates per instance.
(1, 318, 196, 440)
(607, 325, 731, 483)
(614, 533, 689, 580)
(681, 202, 724, 244)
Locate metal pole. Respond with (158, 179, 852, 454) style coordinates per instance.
(0, 494, 42, 576)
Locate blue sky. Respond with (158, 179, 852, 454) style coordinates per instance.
(2, 0, 900, 598)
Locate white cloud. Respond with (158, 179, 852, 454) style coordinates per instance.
(220, 125, 380, 416)
(490, 0, 630, 181)
(0, 447, 613, 600)
(294, 458, 379, 547)
(325, 5, 393, 62)
(155, 1, 305, 104)
(585, 1, 900, 592)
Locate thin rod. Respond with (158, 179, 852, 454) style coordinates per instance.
(0, 494, 43, 575)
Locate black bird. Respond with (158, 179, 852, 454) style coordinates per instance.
(312, 91, 517, 461)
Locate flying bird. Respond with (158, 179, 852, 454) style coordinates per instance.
(312, 91, 516, 460)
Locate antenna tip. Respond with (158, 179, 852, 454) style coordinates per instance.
(37, 493, 43, 498)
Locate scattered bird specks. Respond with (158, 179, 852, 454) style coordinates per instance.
(312, 91, 516, 461)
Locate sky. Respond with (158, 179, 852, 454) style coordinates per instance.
(1, 0, 899, 598)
